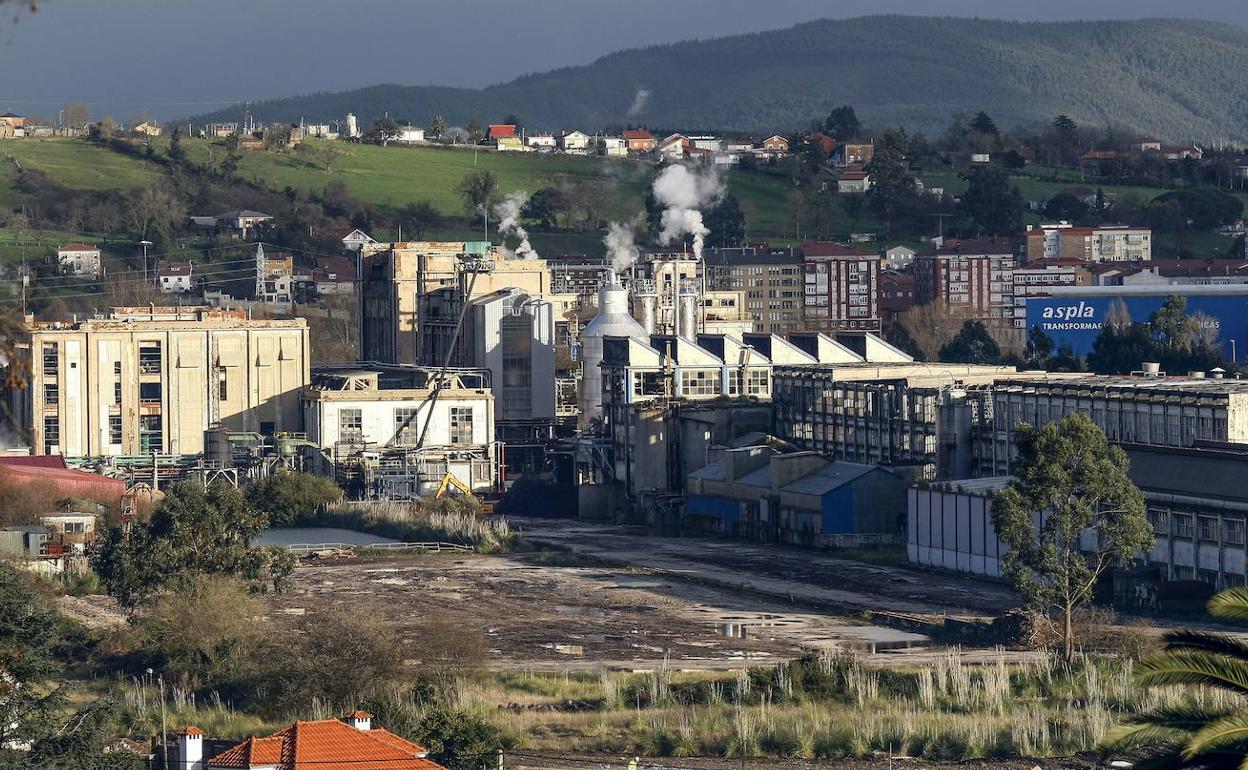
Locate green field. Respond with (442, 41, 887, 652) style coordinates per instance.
(1, 138, 167, 192)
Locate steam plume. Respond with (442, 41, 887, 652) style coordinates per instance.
(651, 164, 723, 259)
(627, 89, 651, 117)
(493, 191, 538, 259)
(603, 221, 640, 280)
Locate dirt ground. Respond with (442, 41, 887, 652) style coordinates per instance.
(505, 750, 1098, 770)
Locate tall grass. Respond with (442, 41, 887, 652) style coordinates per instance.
(307, 501, 513, 552)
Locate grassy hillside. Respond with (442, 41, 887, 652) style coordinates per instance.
(2, 139, 166, 192)
(193, 16, 1248, 140)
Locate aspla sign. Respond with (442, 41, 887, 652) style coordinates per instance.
(1025, 293, 1248, 356)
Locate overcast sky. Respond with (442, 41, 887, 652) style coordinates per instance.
(2, 0, 1248, 120)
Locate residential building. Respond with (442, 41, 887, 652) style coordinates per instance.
(254, 244, 293, 304)
(301, 366, 495, 494)
(801, 241, 880, 332)
(526, 132, 556, 149)
(597, 136, 627, 156)
(495, 136, 526, 152)
(913, 237, 1017, 327)
(703, 246, 803, 334)
(212, 209, 273, 236)
(837, 167, 871, 193)
(132, 120, 162, 137)
(833, 141, 874, 167)
(559, 130, 591, 154)
(321, 226, 376, 255)
(883, 245, 916, 270)
(657, 133, 688, 159)
(623, 129, 656, 153)
(299, 255, 356, 297)
(395, 124, 425, 143)
(200, 712, 448, 770)
(55, 243, 101, 277)
(8, 307, 308, 457)
(724, 139, 754, 155)
(1009, 259, 1090, 328)
(156, 261, 194, 293)
(760, 135, 789, 155)
(488, 124, 517, 140)
(1023, 223, 1152, 262)
(877, 272, 915, 324)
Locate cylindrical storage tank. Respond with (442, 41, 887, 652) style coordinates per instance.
(677, 285, 698, 339)
(578, 283, 650, 426)
(633, 294, 657, 335)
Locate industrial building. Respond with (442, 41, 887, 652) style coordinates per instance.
(463, 289, 557, 432)
(300, 366, 496, 497)
(974, 373, 1248, 476)
(908, 442, 1248, 593)
(772, 360, 1031, 480)
(687, 447, 906, 546)
(8, 307, 308, 458)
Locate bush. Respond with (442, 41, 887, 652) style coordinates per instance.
(245, 472, 343, 527)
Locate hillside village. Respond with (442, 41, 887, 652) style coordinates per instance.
(11, 13, 1248, 770)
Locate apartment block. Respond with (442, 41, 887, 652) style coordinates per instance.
(1024, 223, 1152, 262)
(913, 238, 1017, 327)
(12, 307, 309, 457)
(801, 242, 880, 332)
(704, 246, 803, 334)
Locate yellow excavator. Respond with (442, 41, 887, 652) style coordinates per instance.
(433, 471, 494, 513)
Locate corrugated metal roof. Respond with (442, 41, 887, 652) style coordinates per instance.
(736, 466, 772, 488)
(688, 462, 726, 482)
(781, 461, 879, 496)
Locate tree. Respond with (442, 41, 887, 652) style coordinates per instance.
(523, 186, 571, 229)
(1044, 192, 1089, 223)
(245, 472, 343, 527)
(939, 320, 1002, 363)
(416, 705, 503, 770)
(992, 414, 1151, 662)
(1024, 325, 1055, 369)
(969, 111, 998, 136)
(93, 116, 118, 141)
(428, 115, 448, 139)
(865, 128, 914, 235)
(1102, 588, 1248, 769)
(897, 300, 969, 361)
(884, 321, 925, 361)
(399, 200, 444, 240)
(366, 117, 400, 146)
(60, 103, 90, 129)
(465, 120, 483, 144)
(167, 126, 186, 165)
(458, 170, 498, 221)
(959, 164, 1023, 236)
(824, 105, 861, 140)
(703, 193, 745, 249)
(92, 481, 289, 607)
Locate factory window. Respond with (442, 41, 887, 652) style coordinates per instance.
(44, 382, 58, 405)
(1199, 516, 1219, 542)
(680, 369, 720, 397)
(42, 415, 59, 454)
(339, 409, 363, 443)
(139, 343, 162, 374)
(1225, 519, 1245, 546)
(393, 408, 418, 447)
(108, 414, 123, 445)
(139, 414, 162, 454)
(113, 361, 122, 405)
(450, 407, 474, 445)
(41, 342, 58, 377)
(1173, 513, 1195, 539)
(1147, 509, 1168, 536)
(218, 371, 228, 401)
(633, 372, 667, 397)
(748, 369, 769, 395)
(1226, 573, 1246, 588)
(139, 382, 162, 404)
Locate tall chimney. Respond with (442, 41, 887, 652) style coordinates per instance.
(346, 711, 373, 731)
(177, 727, 204, 770)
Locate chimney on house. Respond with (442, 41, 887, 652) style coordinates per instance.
(177, 727, 204, 770)
(345, 711, 373, 731)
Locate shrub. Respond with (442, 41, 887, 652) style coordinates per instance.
(245, 472, 343, 527)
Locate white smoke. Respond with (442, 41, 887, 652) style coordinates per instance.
(627, 89, 651, 117)
(651, 164, 723, 259)
(603, 221, 640, 280)
(493, 191, 538, 259)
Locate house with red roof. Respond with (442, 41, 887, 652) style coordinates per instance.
(185, 712, 449, 770)
(622, 129, 656, 153)
(487, 124, 516, 140)
(55, 243, 102, 277)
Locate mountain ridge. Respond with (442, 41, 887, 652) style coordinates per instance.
(191, 16, 1248, 141)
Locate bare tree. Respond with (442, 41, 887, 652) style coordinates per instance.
(898, 300, 973, 361)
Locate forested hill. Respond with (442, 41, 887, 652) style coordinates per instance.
(193, 16, 1248, 140)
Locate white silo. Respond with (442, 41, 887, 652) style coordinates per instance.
(677, 279, 699, 338)
(631, 279, 658, 335)
(578, 279, 649, 426)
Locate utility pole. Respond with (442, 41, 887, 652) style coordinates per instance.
(140, 240, 153, 281)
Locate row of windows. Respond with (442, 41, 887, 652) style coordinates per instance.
(338, 407, 475, 446)
(1151, 510, 1247, 545)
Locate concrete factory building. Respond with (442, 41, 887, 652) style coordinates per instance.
(463, 288, 557, 427)
(9, 307, 308, 457)
(301, 366, 496, 495)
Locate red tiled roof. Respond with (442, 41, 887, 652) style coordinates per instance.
(488, 124, 516, 139)
(58, 243, 98, 252)
(622, 130, 653, 140)
(208, 719, 443, 770)
(179, 727, 205, 736)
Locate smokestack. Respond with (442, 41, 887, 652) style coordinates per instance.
(177, 727, 204, 770)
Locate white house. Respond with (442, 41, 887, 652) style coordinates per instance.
(598, 136, 627, 157)
(340, 228, 376, 253)
(883, 245, 916, 270)
(837, 168, 871, 194)
(526, 132, 557, 149)
(688, 135, 721, 153)
(395, 125, 425, 143)
(657, 134, 688, 160)
(559, 130, 591, 154)
(55, 244, 101, 277)
(156, 261, 194, 293)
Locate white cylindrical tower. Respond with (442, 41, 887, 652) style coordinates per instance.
(345, 113, 359, 138)
(631, 279, 658, 335)
(677, 280, 699, 339)
(578, 281, 649, 426)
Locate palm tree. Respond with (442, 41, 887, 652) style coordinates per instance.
(1101, 587, 1248, 769)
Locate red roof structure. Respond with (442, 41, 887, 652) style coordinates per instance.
(0, 460, 124, 502)
(488, 124, 516, 139)
(208, 718, 448, 770)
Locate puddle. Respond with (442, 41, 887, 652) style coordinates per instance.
(554, 605, 605, 617)
(371, 578, 411, 586)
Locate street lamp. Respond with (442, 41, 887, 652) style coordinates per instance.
(146, 668, 168, 770)
(139, 240, 154, 281)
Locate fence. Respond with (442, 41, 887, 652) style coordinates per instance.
(281, 541, 473, 555)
